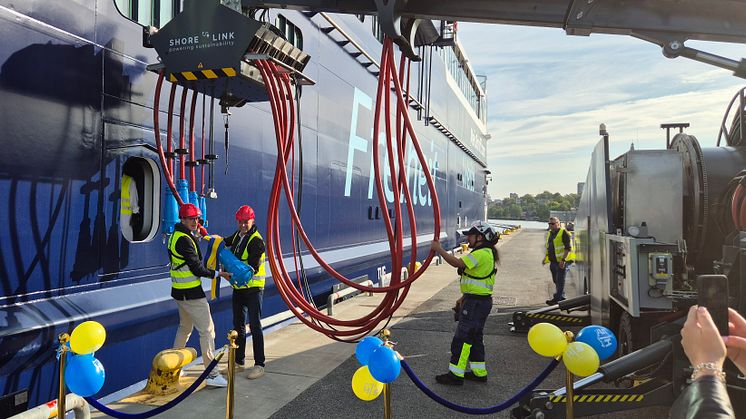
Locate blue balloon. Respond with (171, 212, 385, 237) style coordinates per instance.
(576, 325, 617, 361)
(65, 353, 105, 396)
(368, 346, 401, 383)
(355, 336, 383, 366)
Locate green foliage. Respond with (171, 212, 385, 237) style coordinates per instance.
(489, 192, 580, 220)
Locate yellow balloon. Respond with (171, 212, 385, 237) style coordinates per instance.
(70, 321, 106, 355)
(527, 323, 567, 357)
(563, 341, 600, 377)
(351, 366, 383, 401)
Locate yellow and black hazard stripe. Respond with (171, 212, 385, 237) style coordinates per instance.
(169, 67, 237, 82)
(550, 394, 645, 403)
(527, 313, 586, 323)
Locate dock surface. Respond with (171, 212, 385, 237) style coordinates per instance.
(95, 229, 668, 418)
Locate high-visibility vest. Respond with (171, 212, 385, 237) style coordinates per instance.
(121, 175, 133, 215)
(460, 248, 496, 296)
(233, 230, 266, 289)
(544, 228, 576, 263)
(168, 231, 202, 289)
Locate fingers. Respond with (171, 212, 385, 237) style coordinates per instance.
(725, 335, 746, 351)
(728, 308, 746, 335)
(696, 306, 719, 335)
(683, 305, 699, 329)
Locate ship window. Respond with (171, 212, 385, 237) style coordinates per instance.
(114, 0, 180, 28)
(121, 157, 161, 243)
(275, 15, 303, 50)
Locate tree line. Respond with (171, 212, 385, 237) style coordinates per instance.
(488, 191, 580, 221)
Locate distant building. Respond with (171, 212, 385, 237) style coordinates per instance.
(577, 182, 585, 196)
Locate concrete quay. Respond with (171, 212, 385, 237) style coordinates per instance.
(95, 229, 668, 418)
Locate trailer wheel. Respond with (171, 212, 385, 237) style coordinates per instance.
(617, 312, 634, 357)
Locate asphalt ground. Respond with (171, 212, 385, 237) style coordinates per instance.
(97, 228, 670, 418)
(270, 229, 669, 419)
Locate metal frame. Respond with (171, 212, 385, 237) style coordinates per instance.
(244, 0, 746, 73)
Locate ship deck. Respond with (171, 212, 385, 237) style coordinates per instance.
(92, 229, 668, 418)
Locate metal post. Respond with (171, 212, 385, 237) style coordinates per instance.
(566, 369, 574, 419)
(380, 329, 393, 419)
(226, 330, 238, 419)
(383, 384, 392, 419)
(564, 330, 575, 419)
(58, 333, 70, 419)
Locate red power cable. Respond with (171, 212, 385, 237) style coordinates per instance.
(260, 37, 441, 341)
(188, 89, 198, 192)
(178, 87, 188, 181)
(153, 71, 185, 207)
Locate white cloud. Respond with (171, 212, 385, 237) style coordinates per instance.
(456, 23, 746, 198)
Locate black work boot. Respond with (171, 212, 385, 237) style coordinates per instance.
(464, 371, 488, 382)
(435, 372, 464, 386)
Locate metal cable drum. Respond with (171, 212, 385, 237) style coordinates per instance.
(671, 133, 746, 271)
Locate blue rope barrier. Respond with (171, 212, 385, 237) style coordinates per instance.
(85, 357, 221, 418)
(401, 358, 560, 415)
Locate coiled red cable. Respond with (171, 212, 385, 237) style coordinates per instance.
(260, 38, 441, 341)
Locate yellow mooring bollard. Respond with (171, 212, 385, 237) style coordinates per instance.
(226, 330, 238, 419)
(144, 348, 198, 395)
(58, 333, 70, 419)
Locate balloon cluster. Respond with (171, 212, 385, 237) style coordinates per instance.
(527, 323, 617, 377)
(65, 321, 107, 397)
(351, 336, 402, 401)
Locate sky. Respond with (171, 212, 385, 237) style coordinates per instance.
(456, 23, 746, 199)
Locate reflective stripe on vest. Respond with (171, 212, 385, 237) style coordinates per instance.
(121, 175, 133, 215)
(460, 248, 495, 296)
(168, 231, 202, 289)
(233, 230, 266, 289)
(544, 228, 576, 263)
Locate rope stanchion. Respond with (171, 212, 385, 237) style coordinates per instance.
(84, 350, 226, 419)
(401, 358, 560, 415)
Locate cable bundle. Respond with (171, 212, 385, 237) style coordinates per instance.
(259, 37, 441, 341)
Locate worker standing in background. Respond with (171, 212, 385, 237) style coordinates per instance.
(430, 221, 500, 385)
(224, 205, 267, 380)
(169, 203, 232, 387)
(120, 171, 140, 240)
(543, 217, 575, 305)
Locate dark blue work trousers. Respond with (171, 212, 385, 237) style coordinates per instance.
(549, 261, 569, 301)
(450, 295, 493, 373)
(232, 288, 265, 366)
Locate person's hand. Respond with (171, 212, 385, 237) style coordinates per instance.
(681, 305, 727, 371)
(559, 260, 566, 269)
(541, 258, 547, 265)
(198, 225, 209, 237)
(430, 240, 444, 253)
(219, 271, 232, 280)
(724, 308, 746, 375)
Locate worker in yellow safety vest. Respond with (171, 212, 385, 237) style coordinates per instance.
(430, 221, 500, 385)
(542, 217, 576, 305)
(224, 205, 267, 380)
(168, 203, 232, 387)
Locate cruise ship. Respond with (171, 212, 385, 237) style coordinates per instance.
(0, 0, 490, 407)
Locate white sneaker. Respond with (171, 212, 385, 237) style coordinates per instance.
(205, 374, 228, 387)
(246, 366, 265, 380)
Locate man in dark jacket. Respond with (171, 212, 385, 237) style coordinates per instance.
(224, 205, 267, 379)
(169, 203, 232, 387)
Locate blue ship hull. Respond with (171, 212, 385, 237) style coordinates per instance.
(0, 1, 489, 407)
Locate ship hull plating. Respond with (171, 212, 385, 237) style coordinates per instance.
(0, 1, 489, 406)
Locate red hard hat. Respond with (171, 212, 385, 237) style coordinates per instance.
(235, 205, 255, 221)
(179, 203, 201, 218)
